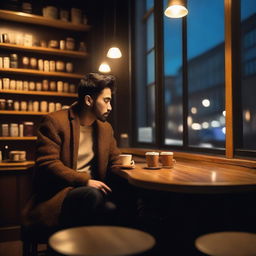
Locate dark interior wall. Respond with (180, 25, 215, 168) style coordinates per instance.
(87, 0, 132, 147)
(0, 0, 132, 147)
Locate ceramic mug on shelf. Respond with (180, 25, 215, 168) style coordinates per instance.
(40, 101, 48, 112)
(43, 6, 58, 19)
(33, 101, 39, 112)
(71, 8, 82, 24)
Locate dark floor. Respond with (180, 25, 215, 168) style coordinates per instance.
(0, 240, 23, 256)
(1, 190, 255, 256)
(0, 241, 47, 256)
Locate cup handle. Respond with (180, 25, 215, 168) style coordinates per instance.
(131, 160, 135, 166)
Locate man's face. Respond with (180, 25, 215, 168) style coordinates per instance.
(92, 88, 112, 122)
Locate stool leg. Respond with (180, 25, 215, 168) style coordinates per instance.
(22, 240, 31, 256)
(22, 240, 38, 256)
(31, 242, 38, 256)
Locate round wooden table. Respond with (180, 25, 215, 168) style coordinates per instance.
(195, 231, 256, 256)
(48, 226, 156, 256)
(112, 160, 256, 193)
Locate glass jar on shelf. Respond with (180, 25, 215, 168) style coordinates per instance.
(23, 122, 34, 136)
(6, 99, 14, 110)
(10, 54, 18, 68)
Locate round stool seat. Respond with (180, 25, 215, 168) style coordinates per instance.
(195, 231, 256, 256)
(49, 225, 155, 256)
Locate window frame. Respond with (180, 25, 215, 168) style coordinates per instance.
(131, 0, 256, 160)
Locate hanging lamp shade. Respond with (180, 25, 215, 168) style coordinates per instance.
(164, 0, 188, 18)
(106, 0, 122, 59)
(107, 46, 122, 59)
(98, 62, 111, 73)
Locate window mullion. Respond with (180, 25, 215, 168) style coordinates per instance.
(225, 0, 234, 158)
(154, 0, 164, 147)
(182, 16, 188, 149)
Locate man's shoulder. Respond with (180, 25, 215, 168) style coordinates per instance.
(96, 120, 113, 130)
(49, 109, 69, 119)
(42, 109, 70, 125)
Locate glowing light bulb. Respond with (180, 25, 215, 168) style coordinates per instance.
(107, 47, 122, 59)
(98, 62, 111, 73)
(164, 5, 188, 18)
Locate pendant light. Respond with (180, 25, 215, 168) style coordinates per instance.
(99, 62, 111, 73)
(98, 1, 111, 73)
(107, 0, 122, 59)
(164, 0, 188, 18)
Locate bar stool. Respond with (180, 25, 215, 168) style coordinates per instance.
(48, 225, 156, 256)
(21, 224, 60, 256)
(195, 231, 256, 256)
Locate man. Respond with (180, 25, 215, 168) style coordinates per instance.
(23, 73, 121, 228)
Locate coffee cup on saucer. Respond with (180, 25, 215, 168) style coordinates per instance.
(160, 151, 175, 168)
(118, 154, 135, 167)
(145, 152, 160, 169)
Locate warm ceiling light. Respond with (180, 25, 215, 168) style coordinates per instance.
(98, 62, 111, 73)
(164, 0, 188, 18)
(107, 47, 122, 59)
(107, 0, 122, 59)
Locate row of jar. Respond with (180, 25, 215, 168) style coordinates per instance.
(1, 122, 34, 137)
(1, 32, 34, 47)
(0, 150, 27, 162)
(1, 32, 85, 52)
(0, 99, 66, 112)
(0, 78, 76, 93)
(0, 55, 75, 73)
(42, 6, 87, 25)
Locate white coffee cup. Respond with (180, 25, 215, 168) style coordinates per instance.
(118, 154, 134, 166)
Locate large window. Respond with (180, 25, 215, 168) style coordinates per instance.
(135, 0, 155, 143)
(163, 0, 183, 146)
(240, 0, 256, 150)
(187, 0, 225, 148)
(134, 0, 256, 158)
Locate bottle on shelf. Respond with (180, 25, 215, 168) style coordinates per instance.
(21, 1, 32, 14)
(2, 145, 9, 160)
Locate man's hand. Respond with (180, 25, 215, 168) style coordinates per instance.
(87, 179, 112, 194)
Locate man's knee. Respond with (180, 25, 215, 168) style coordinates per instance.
(62, 186, 104, 210)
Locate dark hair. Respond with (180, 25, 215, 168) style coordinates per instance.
(77, 73, 116, 106)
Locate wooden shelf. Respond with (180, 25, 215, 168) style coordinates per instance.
(0, 43, 88, 58)
(0, 9, 91, 31)
(1, 89, 77, 98)
(0, 68, 83, 79)
(0, 110, 48, 115)
(0, 160, 35, 171)
(0, 136, 37, 140)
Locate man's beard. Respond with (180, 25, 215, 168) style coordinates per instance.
(96, 111, 110, 122)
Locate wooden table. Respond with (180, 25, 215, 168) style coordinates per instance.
(112, 159, 256, 193)
(48, 226, 155, 256)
